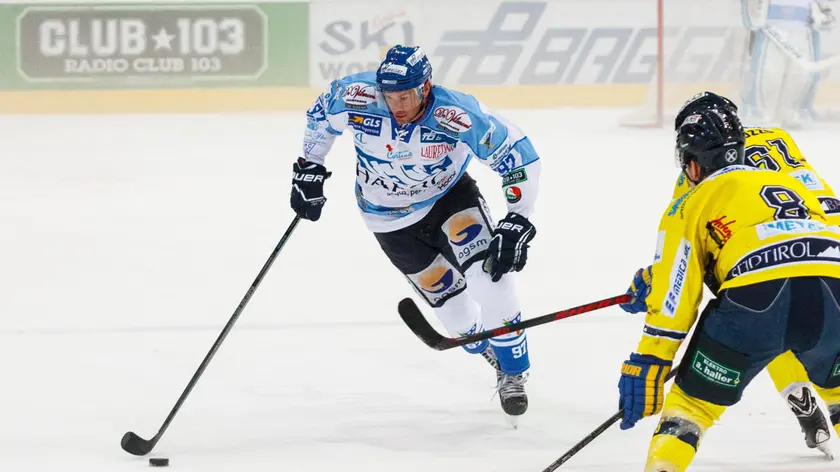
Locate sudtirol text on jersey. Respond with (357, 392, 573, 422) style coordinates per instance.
(301, 71, 542, 233)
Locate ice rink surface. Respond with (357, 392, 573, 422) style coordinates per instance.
(2, 109, 839, 471)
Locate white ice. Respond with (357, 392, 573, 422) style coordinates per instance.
(1, 109, 839, 471)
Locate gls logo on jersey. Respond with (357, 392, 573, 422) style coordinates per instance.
(662, 239, 692, 317)
(445, 209, 490, 264)
(348, 113, 383, 135)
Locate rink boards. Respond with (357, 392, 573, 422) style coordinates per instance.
(0, 0, 837, 113)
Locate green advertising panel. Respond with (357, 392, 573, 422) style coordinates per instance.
(0, 2, 308, 90)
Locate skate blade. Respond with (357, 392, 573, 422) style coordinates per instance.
(817, 443, 834, 460)
(505, 414, 521, 430)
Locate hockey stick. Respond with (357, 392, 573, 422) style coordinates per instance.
(541, 368, 679, 471)
(762, 24, 840, 73)
(120, 215, 302, 456)
(397, 294, 631, 351)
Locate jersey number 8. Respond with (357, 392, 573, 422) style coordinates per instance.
(760, 185, 810, 220)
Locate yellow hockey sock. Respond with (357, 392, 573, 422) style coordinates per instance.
(645, 421, 699, 472)
(644, 385, 726, 472)
(829, 403, 840, 432)
(766, 351, 811, 394)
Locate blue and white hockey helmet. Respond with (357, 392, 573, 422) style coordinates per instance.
(376, 45, 432, 93)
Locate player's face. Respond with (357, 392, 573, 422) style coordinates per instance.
(384, 82, 430, 125)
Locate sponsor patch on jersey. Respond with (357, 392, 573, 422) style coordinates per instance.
(408, 254, 467, 306)
(662, 238, 691, 317)
(479, 121, 497, 150)
(420, 127, 458, 145)
(385, 144, 412, 160)
(821, 196, 840, 215)
(708, 216, 736, 247)
(502, 169, 527, 187)
(348, 113, 383, 136)
(755, 220, 836, 240)
(653, 230, 666, 263)
(789, 169, 824, 191)
(726, 237, 840, 280)
(667, 192, 691, 217)
(342, 82, 377, 110)
(421, 143, 454, 160)
(505, 186, 522, 203)
(433, 105, 473, 133)
(488, 142, 512, 166)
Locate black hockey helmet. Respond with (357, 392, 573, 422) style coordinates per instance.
(674, 91, 738, 132)
(676, 106, 745, 183)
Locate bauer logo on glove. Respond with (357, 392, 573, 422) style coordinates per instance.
(618, 353, 672, 430)
(290, 157, 332, 222)
(483, 212, 536, 283)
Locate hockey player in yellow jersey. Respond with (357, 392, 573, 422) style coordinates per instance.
(621, 92, 840, 459)
(616, 104, 840, 471)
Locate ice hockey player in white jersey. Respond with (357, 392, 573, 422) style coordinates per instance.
(742, 0, 835, 125)
(289, 45, 542, 418)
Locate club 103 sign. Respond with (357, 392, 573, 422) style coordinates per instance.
(16, 5, 268, 82)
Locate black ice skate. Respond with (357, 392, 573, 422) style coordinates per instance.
(787, 385, 833, 459)
(496, 372, 529, 417)
(482, 347, 529, 419)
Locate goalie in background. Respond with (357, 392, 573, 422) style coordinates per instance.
(741, 0, 835, 126)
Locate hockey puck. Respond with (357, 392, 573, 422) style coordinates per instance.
(149, 457, 169, 467)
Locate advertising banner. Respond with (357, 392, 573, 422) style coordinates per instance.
(0, 2, 309, 90)
(310, 0, 839, 90)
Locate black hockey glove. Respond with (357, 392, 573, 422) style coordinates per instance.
(290, 157, 331, 222)
(483, 212, 536, 282)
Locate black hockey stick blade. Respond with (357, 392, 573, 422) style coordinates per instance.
(542, 368, 678, 471)
(120, 431, 157, 456)
(398, 293, 631, 351)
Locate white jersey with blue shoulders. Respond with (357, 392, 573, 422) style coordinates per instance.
(301, 71, 542, 233)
